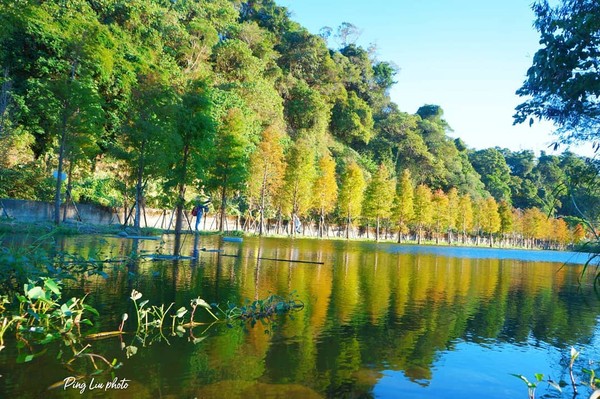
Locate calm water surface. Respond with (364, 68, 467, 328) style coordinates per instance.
(1, 235, 599, 398)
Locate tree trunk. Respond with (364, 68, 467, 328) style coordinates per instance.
(276, 208, 282, 235)
(54, 104, 68, 225)
(62, 161, 74, 222)
(318, 208, 324, 238)
(258, 164, 268, 236)
(0, 68, 11, 136)
(219, 184, 227, 233)
(174, 144, 190, 256)
(346, 210, 351, 240)
(375, 216, 380, 242)
(134, 140, 146, 231)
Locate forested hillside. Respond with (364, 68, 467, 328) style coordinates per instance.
(0, 0, 597, 246)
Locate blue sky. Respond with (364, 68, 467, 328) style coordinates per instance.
(277, 0, 585, 155)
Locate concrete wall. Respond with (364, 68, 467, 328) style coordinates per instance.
(0, 198, 230, 231)
(0, 198, 119, 224)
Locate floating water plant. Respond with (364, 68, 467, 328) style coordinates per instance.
(120, 289, 305, 358)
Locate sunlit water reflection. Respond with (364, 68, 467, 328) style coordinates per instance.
(1, 234, 599, 398)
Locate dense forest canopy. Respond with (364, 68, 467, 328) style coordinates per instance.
(0, 0, 597, 245)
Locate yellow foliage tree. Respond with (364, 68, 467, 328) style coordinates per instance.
(457, 195, 474, 244)
(248, 125, 286, 235)
(412, 184, 433, 244)
(392, 169, 414, 243)
(431, 189, 449, 244)
(312, 152, 338, 237)
(338, 161, 366, 239)
(480, 197, 501, 247)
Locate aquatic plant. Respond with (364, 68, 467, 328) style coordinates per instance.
(511, 373, 561, 399)
(214, 292, 305, 329)
(121, 289, 305, 358)
(0, 276, 121, 382)
(514, 347, 600, 399)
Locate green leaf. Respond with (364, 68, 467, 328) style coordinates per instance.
(44, 279, 61, 296)
(534, 373, 544, 382)
(547, 380, 562, 392)
(17, 354, 34, 363)
(511, 374, 536, 388)
(40, 333, 59, 345)
(176, 307, 188, 318)
(60, 303, 72, 317)
(26, 286, 44, 300)
(83, 304, 99, 317)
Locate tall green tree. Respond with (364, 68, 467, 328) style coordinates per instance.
(363, 163, 395, 241)
(469, 148, 512, 203)
(171, 80, 214, 251)
(118, 76, 174, 230)
(209, 108, 253, 232)
(49, 73, 104, 225)
(330, 91, 374, 145)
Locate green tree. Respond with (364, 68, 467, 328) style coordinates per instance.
(515, 0, 600, 145)
(338, 161, 365, 239)
(209, 108, 253, 232)
(469, 148, 512, 203)
(49, 74, 104, 225)
(392, 169, 414, 243)
(171, 81, 214, 252)
(118, 76, 174, 231)
(330, 91, 374, 145)
(284, 80, 328, 143)
(363, 163, 395, 241)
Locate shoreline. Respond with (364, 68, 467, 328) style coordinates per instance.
(0, 219, 591, 254)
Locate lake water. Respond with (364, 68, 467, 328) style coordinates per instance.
(1, 234, 599, 398)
